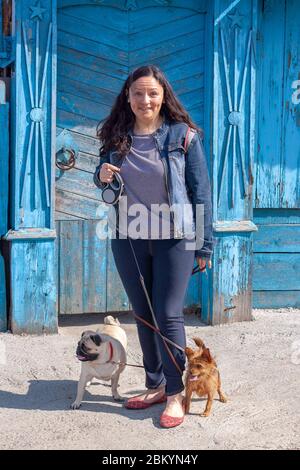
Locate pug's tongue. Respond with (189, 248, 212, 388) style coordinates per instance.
(77, 355, 89, 361)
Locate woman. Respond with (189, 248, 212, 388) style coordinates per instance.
(94, 65, 213, 428)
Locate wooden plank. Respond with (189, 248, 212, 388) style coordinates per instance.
(189, 109, 204, 128)
(281, 0, 300, 208)
(129, 0, 208, 33)
(253, 290, 300, 309)
(57, 91, 110, 122)
(130, 30, 204, 66)
(254, 208, 300, 225)
(0, 93, 9, 331)
(58, 75, 116, 108)
(81, 221, 107, 313)
(55, 166, 102, 200)
(4, 228, 56, 240)
(60, 5, 128, 34)
(58, 220, 84, 313)
(57, 45, 128, 79)
(57, 30, 128, 67)
(171, 72, 204, 96)
(253, 225, 300, 253)
(255, 0, 286, 208)
(253, 253, 300, 291)
(58, 11, 128, 50)
(133, 43, 204, 72)
(129, 14, 204, 49)
(58, 0, 207, 12)
(205, 232, 253, 325)
(55, 211, 80, 221)
(58, 220, 108, 314)
(160, 44, 204, 72)
(178, 89, 204, 109)
(10, 240, 57, 334)
(74, 152, 100, 173)
(215, 220, 258, 232)
(56, 188, 103, 220)
(58, 61, 123, 95)
(129, 8, 203, 34)
(57, 109, 99, 137)
(56, 127, 99, 157)
(166, 59, 205, 82)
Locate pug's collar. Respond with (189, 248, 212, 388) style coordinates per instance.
(107, 341, 113, 363)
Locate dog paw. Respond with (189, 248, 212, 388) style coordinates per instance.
(200, 411, 210, 417)
(70, 402, 81, 410)
(219, 395, 227, 403)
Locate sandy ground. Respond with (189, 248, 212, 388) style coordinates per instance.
(0, 309, 299, 450)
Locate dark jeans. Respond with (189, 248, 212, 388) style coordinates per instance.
(111, 236, 195, 396)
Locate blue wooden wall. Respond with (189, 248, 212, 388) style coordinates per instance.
(3, 0, 299, 332)
(253, 0, 300, 308)
(55, 0, 209, 314)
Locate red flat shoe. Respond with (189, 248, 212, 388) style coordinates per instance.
(159, 399, 185, 428)
(125, 393, 167, 410)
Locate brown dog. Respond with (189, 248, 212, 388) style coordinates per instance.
(185, 338, 227, 417)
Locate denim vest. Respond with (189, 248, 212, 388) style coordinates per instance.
(94, 119, 213, 259)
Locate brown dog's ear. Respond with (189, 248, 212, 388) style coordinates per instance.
(185, 347, 194, 357)
(201, 347, 213, 363)
(193, 337, 205, 350)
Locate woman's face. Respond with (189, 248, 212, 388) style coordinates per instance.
(128, 76, 164, 125)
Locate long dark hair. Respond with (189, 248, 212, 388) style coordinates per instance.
(97, 65, 201, 157)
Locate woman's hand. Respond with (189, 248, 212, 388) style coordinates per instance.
(196, 257, 212, 272)
(99, 163, 120, 183)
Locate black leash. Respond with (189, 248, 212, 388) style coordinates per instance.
(127, 237, 205, 375)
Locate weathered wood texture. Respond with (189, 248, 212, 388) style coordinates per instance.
(202, 0, 258, 324)
(255, 0, 300, 209)
(202, 232, 254, 325)
(253, 209, 300, 308)
(10, 240, 57, 334)
(56, 0, 209, 314)
(55, 219, 130, 314)
(11, 0, 57, 228)
(8, 0, 57, 334)
(0, 80, 9, 331)
(253, 0, 300, 308)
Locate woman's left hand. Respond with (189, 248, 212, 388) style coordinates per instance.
(196, 257, 212, 272)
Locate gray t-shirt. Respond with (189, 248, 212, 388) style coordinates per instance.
(117, 133, 174, 239)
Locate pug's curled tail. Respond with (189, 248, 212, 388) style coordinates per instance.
(104, 315, 120, 326)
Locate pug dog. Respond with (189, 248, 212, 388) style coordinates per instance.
(71, 316, 127, 409)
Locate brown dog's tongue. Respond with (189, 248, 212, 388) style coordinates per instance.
(189, 374, 198, 382)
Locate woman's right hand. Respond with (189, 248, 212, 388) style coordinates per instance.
(99, 163, 120, 183)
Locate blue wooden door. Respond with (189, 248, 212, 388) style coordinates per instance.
(55, 0, 210, 314)
(253, 0, 300, 307)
